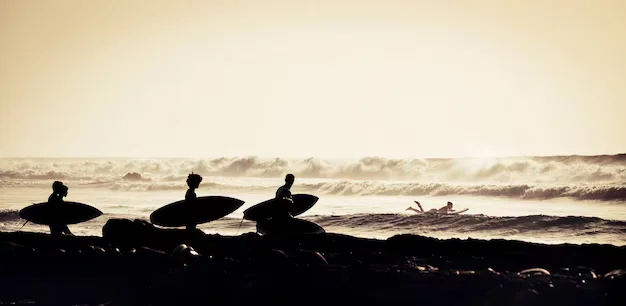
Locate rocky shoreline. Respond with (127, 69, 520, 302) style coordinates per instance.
(1, 218, 625, 305)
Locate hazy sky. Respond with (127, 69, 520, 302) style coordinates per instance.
(1, 0, 624, 158)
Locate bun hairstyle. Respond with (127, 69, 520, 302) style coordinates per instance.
(52, 181, 64, 192)
(187, 172, 203, 184)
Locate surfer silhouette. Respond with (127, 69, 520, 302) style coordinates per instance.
(184, 173, 203, 231)
(276, 174, 295, 201)
(48, 181, 73, 236)
(274, 174, 295, 219)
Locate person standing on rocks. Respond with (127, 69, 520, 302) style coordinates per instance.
(48, 181, 73, 236)
(184, 172, 203, 231)
(275, 173, 295, 219)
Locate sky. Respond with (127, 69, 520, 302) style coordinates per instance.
(0, 0, 625, 158)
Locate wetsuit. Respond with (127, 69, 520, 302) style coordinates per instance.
(274, 184, 293, 220)
(185, 189, 197, 231)
(48, 193, 72, 236)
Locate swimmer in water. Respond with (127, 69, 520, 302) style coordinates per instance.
(406, 201, 455, 214)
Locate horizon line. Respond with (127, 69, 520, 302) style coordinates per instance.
(0, 153, 624, 160)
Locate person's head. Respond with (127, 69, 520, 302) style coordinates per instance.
(186, 172, 203, 189)
(61, 185, 69, 197)
(447, 201, 453, 208)
(285, 173, 295, 186)
(52, 181, 64, 193)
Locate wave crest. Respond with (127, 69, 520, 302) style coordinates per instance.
(1, 155, 625, 183)
(0, 210, 21, 222)
(1, 156, 625, 201)
(297, 181, 626, 201)
(80, 181, 626, 201)
(308, 213, 626, 235)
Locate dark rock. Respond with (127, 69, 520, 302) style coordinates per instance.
(2, 220, 626, 305)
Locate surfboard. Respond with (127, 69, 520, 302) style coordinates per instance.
(19, 202, 103, 225)
(150, 196, 245, 227)
(407, 207, 469, 215)
(243, 194, 319, 221)
(256, 218, 325, 236)
(447, 208, 469, 215)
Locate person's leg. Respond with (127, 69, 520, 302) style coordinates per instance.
(61, 225, 73, 235)
(49, 225, 62, 236)
(414, 201, 424, 212)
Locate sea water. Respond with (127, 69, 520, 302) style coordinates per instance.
(1, 156, 625, 245)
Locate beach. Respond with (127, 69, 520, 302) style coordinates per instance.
(1, 220, 625, 305)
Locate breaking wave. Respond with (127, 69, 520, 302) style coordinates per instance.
(298, 181, 626, 201)
(306, 213, 626, 237)
(6, 180, 624, 201)
(1, 155, 625, 201)
(0, 210, 20, 222)
(1, 155, 625, 182)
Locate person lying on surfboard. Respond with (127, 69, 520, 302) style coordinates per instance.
(438, 201, 455, 213)
(406, 201, 456, 214)
(48, 181, 73, 236)
(274, 173, 295, 219)
(184, 172, 203, 231)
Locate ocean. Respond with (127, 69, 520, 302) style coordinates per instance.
(1, 156, 625, 245)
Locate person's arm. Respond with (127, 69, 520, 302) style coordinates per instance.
(439, 207, 455, 213)
(283, 190, 293, 203)
(406, 207, 421, 213)
(48, 194, 62, 204)
(277, 186, 293, 201)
